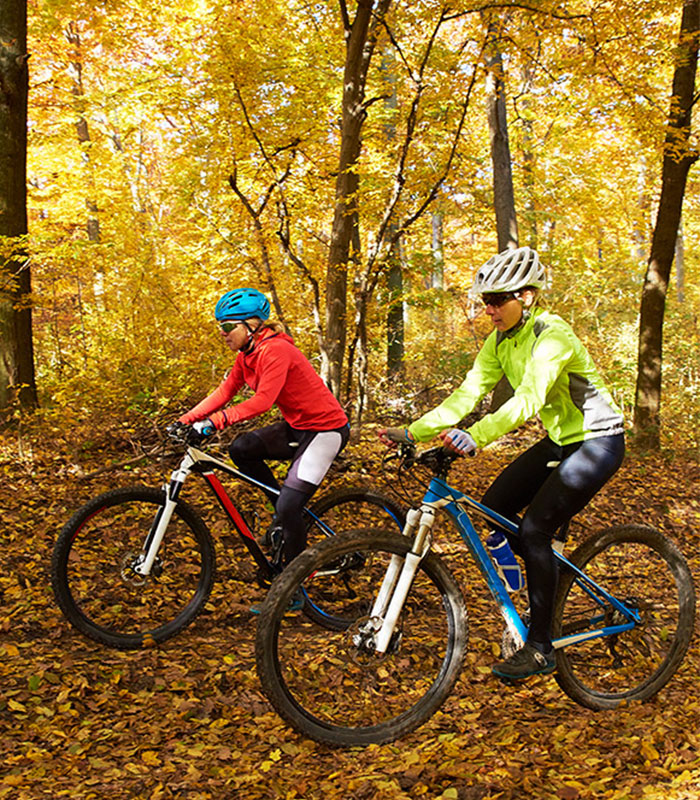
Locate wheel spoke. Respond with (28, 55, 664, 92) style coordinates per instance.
(302, 489, 406, 630)
(554, 526, 694, 708)
(52, 488, 214, 648)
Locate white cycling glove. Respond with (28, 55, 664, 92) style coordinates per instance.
(193, 419, 215, 436)
(443, 428, 477, 456)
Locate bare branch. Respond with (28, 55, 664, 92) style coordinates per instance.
(227, 167, 287, 322)
(366, 29, 486, 276)
(365, 9, 450, 272)
(232, 79, 301, 195)
(445, 2, 590, 22)
(339, 0, 351, 35)
(227, 166, 262, 220)
(276, 198, 325, 345)
(380, 17, 416, 82)
(363, 92, 393, 110)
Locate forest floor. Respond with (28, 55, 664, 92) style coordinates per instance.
(1, 422, 700, 800)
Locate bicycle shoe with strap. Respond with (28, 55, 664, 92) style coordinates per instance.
(258, 520, 282, 549)
(491, 641, 555, 681)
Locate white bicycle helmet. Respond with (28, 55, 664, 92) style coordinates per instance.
(471, 246, 547, 295)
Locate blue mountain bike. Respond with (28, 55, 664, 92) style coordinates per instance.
(255, 444, 695, 746)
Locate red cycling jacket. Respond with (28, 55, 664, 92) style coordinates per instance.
(179, 330, 348, 431)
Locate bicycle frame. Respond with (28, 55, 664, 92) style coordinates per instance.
(132, 445, 338, 582)
(371, 474, 641, 655)
(133, 446, 277, 579)
(133, 444, 389, 582)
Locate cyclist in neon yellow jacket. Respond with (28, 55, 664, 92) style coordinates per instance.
(410, 302, 623, 449)
(380, 246, 625, 682)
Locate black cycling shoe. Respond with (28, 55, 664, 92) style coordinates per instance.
(258, 522, 282, 549)
(491, 642, 555, 681)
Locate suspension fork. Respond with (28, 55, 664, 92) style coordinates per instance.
(370, 506, 435, 654)
(132, 455, 194, 576)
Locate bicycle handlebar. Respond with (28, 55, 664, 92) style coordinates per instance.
(165, 421, 209, 447)
(388, 442, 460, 478)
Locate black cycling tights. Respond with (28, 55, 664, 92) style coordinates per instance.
(482, 433, 625, 650)
(229, 423, 316, 564)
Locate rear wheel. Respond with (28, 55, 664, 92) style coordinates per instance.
(301, 488, 406, 629)
(51, 487, 215, 649)
(306, 487, 405, 537)
(255, 528, 468, 746)
(553, 525, 695, 709)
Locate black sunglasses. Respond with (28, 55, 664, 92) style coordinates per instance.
(481, 292, 517, 308)
(219, 321, 243, 334)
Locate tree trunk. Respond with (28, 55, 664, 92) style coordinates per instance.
(429, 211, 445, 328)
(519, 61, 537, 248)
(66, 24, 101, 245)
(675, 219, 685, 303)
(430, 212, 444, 292)
(483, 19, 518, 251)
(483, 16, 517, 410)
(386, 238, 404, 379)
(323, 0, 391, 395)
(633, 0, 699, 449)
(0, 0, 37, 412)
(632, 158, 650, 260)
(381, 47, 404, 382)
(65, 22, 105, 308)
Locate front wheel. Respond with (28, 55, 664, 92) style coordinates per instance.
(51, 487, 215, 649)
(255, 528, 468, 746)
(553, 524, 695, 709)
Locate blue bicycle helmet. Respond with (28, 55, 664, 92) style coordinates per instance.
(214, 288, 271, 322)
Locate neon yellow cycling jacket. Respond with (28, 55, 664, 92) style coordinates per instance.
(408, 308, 624, 448)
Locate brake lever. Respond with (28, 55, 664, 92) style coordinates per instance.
(165, 422, 190, 446)
(397, 441, 417, 469)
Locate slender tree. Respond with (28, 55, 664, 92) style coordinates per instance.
(481, 13, 519, 410)
(65, 22, 101, 246)
(633, 0, 699, 449)
(483, 15, 518, 251)
(324, 0, 392, 396)
(0, 0, 37, 412)
(675, 220, 685, 303)
(386, 239, 404, 378)
(381, 49, 404, 379)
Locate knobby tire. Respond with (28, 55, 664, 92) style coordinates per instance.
(51, 487, 215, 650)
(553, 524, 695, 709)
(255, 528, 468, 746)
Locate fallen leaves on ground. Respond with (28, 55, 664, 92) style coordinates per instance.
(1, 429, 699, 800)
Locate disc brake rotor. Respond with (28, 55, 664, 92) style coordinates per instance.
(120, 552, 149, 586)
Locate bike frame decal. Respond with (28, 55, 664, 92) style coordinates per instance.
(202, 472, 255, 539)
(189, 449, 282, 498)
(422, 477, 527, 643)
(201, 470, 274, 575)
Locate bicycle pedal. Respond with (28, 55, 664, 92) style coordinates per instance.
(259, 524, 283, 549)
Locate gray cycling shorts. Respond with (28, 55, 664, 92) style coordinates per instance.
(236, 420, 350, 493)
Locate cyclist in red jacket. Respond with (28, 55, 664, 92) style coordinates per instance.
(178, 288, 349, 573)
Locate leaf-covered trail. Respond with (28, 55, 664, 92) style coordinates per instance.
(2, 433, 699, 800)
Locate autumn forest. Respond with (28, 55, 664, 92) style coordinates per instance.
(0, 0, 696, 441)
(2, 0, 700, 798)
